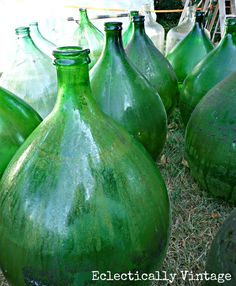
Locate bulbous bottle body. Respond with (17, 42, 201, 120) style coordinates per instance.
(0, 27, 57, 119)
(142, 4, 165, 54)
(126, 16, 179, 116)
(73, 8, 104, 69)
(205, 209, 236, 286)
(166, 6, 196, 54)
(29, 22, 56, 59)
(180, 17, 236, 126)
(0, 47, 170, 286)
(0, 86, 42, 178)
(122, 10, 139, 47)
(167, 12, 214, 86)
(90, 22, 167, 160)
(185, 72, 236, 203)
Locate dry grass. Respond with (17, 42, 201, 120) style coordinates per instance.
(0, 111, 233, 286)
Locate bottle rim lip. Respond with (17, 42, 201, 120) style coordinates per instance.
(79, 8, 87, 12)
(29, 21, 39, 26)
(53, 46, 91, 65)
(15, 26, 30, 34)
(225, 16, 236, 25)
(104, 22, 122, 31)
(132, 15, 145, 22)
(130, 10, 139, 15)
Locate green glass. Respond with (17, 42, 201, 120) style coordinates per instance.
(0, 86, 42, 178)
(185, 72, 236, 203)
(29, 22, 56, 59)
(122, 10, 139, 47)
(0, 46, 170, 286)
(73, 8, 104, 69)
(0, 27, 57, 119)
(206, 209, 236, 286)
(90, 22, 167, 160)
(167, 11, 214, 86)
(180, 17, 236, 126)
(126, 16, 179, 116)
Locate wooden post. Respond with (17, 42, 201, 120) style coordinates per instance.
(230, 0, 236, 14)
(219, 0, 226, 37)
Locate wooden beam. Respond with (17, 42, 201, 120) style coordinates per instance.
(219, 0, 226, 37)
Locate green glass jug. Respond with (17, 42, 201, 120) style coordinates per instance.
(205, 209, 236, 286)
(0, 46, 170, 286)
(0, 27, 57, 119)
(142, 3, 165, 54)
(73, 8, 104, 69)
(122, 10, 139, 47)
(0, 86, 42, 178)
(90, 22, 167, 160)
(167, 11, 214, 87)
(180, 17, 236, 126)
(29, 22, 56, 59)
(126, 16, 179, 116)
(185, 72, 236, 203)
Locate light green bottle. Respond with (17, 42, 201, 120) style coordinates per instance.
(122, 10, 139, 47)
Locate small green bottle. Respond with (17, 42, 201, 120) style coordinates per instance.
(29, 21, 56, 59)
(0, 46, 170, 286)
(0, 27, 57, 118)
(126, 15, 179, 116)
(122, 10, 139, 47)
(167, 11, 214, 88)
(180, 17, 236, 126)
(73, 8, 104, 69)
(90, 22, 167, 160)
(0, 86, 42, 178)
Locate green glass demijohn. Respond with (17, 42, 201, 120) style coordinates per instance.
(0, 46, 170, 286)
(167, 11, 214, 87)
(73, 8, 104, 69)
(205, 208, 236, 286)
(0, 86, 42, 178)
(126, 16, 179, 116)
(180, 17, 236, 126)
(29, 21, 56, 59)
(185, 72, 236, 203)
(122, 10, 139, 47)
(90, 22, 167, 160)
(0, 27, 57, 119)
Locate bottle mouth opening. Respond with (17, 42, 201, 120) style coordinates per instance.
(130, 10, 139, 16)
(104, 22, 122, 31)
(53, 46, 91, 66)
(79, 8, 87, 12)
(225, 16, 236, 26)
(15, 26, 30, 35)
(29, 21, 38, 26)
(132, 15, 145, 23)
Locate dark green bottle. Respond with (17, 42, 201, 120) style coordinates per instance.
(123, 10, 139, 47)
(0, 27, 57, 118)
(0, 86, 42, 178)
(126, 16, 179, 115)
(0, 47, 170, 286)
(180, 17, 236, 126)
(73, 8, 104, 69)
(205, 209, 236, 286)
(167, 11, 214, 87)
(90, 22, 167, 160)
(29, 22, 56, 59)
(185, 72, 236, 203)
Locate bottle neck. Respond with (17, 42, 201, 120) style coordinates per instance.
(104, 30, 126, 56)
(143, 10, 153, 23)
(225, 24, 236, 37)
(55, 63, 91, 110)
(30, 24, 41, 36)
(79, 9, 90, 26)
(132, 21, 146, 37)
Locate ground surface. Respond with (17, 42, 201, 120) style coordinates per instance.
(0, 111, 234, 286)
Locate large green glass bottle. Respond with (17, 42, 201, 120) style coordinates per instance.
(29, 22, 56, 59)
(90, 22, 167, 160)
(205, 209, 236, 286)
(73, 8, 104, 69)
(167, 11, 214, 87)
(0, 46, 170, 286)
(0, 27, 57, 119)
(126, 16, 179, 116)
(142, 3, 165, 54)
(0, 86, 42, 178)
(180, 17, 236, 126)
(122, 10, 139, 47)
(185, 72, 236, 203)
